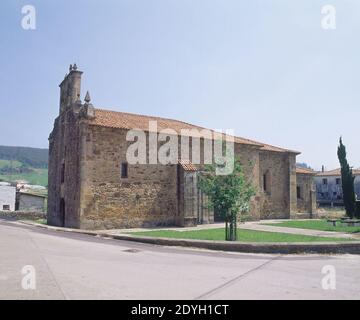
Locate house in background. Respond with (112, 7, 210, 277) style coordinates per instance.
(16, 191, 47, 212)
(315, 168, 360, 206)
(0, 181, 47, 213)
(0, 182, 16, 211)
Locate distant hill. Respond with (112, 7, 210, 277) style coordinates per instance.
(0, 146, 48, 187)
(0, 145, 48, 168)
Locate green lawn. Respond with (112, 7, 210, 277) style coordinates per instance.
(131, 228, 352, 242)
(35, 218, 47, 225)
(0, 168, 48, 186)
(26, 218, 47, 225)
(263, 220, 360, 234)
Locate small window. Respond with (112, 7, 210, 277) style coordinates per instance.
(2, 205, 10, 211)
(322, 178, 328, 185)
(263, 174, 267, 192)
(263, 171, 271, 194)
(61, 163, 65, 183)
(297, 186, 302, 199)
(336, 178, 341, 185)
(121, 162, 128, 179)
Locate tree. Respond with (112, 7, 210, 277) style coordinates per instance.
(337, 137, 356, 218)
(198, 157, 255, 241)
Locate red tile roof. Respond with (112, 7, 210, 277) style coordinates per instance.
(316, 168, 360, 177)
(178, 160, 198, 172)
(296, 167, 316, 175)
(90, 108, 300, 154)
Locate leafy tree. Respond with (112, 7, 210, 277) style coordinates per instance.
(337, 137, 356, 218)
(198, 157, 255, 241)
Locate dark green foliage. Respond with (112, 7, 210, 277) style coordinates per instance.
(356, 201, 360, 219)
(198, 157, 255, 241)
(0, 163, 33, 175)
(296, 162, 312, 169)
(337, 138, 356, 218)
(0, 145, 48, 168)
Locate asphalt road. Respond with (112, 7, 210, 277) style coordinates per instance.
(0, 219, 359, 300)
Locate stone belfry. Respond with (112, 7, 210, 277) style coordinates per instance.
(59, 63, 83, 113)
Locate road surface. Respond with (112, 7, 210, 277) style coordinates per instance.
(0, 219, 359, 299)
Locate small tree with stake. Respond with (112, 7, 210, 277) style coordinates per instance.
(337, 137, 356, 219)
(198, 157, 255, 241)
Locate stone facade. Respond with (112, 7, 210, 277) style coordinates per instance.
(259, 151, 295, 219)
(295, 168, 316, 214)
(48, 66, 314, 229)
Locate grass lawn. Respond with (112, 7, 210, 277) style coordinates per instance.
(22, 218, 47, 225)
(34, 218, 47, 225)
(263, 220, 360, 234)
(131, 228, 352, 242)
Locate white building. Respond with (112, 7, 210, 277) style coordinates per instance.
(315, 168, 360, 206)
(0, 182, 16, 211)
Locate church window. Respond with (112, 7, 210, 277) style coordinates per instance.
(61, 163, 65, 183)
(297, 186, 302, 199)
(121, 162, 128, 179)
(263, 171, 271, 194)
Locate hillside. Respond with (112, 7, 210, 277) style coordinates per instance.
(0, 146, 48, 187)
(0, 145, 48, 168)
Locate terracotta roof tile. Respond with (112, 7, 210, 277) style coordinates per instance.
(90, 108, 299, 154)
(317, 168, 360, 177)
(178, 160, 198, 172)
(296, 167, 316, 175)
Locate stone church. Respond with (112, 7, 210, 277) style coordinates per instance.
(48, 66, 316, 229)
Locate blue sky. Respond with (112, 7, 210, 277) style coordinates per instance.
(0, 0, 359, 170)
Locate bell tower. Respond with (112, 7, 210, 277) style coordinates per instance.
(59, 63, 83, 114)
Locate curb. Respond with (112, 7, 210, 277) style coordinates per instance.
(15, 220, 360, 255)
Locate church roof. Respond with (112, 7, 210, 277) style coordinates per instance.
(90, 108, 300, 154)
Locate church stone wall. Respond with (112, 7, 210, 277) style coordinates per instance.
(48, 110, 82, 228)
(258, 151, 293, 219)
(296, 173, 316, 214)
(78, 126, 178, 229)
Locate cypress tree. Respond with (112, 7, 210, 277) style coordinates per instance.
(337, 137, 356, 218)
